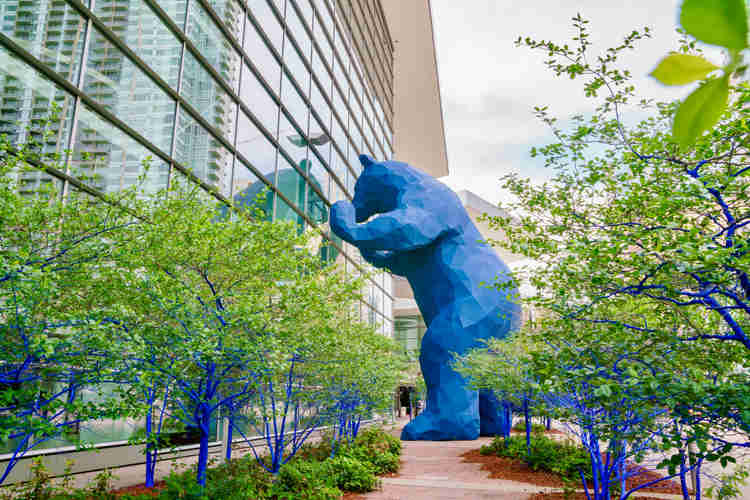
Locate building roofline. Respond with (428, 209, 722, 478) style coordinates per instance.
(426, 0, 449, 177)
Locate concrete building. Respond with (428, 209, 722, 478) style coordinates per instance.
(0, 0, 447, 479)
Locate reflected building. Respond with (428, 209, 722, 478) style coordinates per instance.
(0, 0, 447, 480)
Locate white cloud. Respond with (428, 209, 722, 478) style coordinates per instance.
(431, 0, 698, 205)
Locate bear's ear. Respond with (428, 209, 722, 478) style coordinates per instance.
(359, 154, 379, 169)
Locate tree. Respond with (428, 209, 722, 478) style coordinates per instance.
(0, 119, 131, 484)
(93, 180, 376, 485)
(491, 13, 750, 490)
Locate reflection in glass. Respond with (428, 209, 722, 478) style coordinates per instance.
(180, 50, 237, 144)
(229, 158, 273, 219)
(274, 190, 303, 234)
(84, 27, 175, 154)
(248, 0, 283, 55)
(174, 106, 232, 196)
(234, 110, 276, 217)
(0, 44, 74, 155)
(0, 0, 86, 84)
(187, 0, 241, 92)
(93, 0, 182, 90)
(71, 104, 169, 193)
(206, 0, 245, 43)
(240, 62, 279, 138)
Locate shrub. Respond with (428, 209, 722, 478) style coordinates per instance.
(512, 421, 546, 434)
(271, 460, 341, 500)
(484, 434, 592, 481)
(354, 427, 401, 456)
(343, 446, 400, 475)
(327, 456, 379, 492)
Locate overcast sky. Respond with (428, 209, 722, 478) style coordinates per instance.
(430, 0, 692, 205)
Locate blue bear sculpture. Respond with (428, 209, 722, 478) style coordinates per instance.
(330, 155, 521, 441)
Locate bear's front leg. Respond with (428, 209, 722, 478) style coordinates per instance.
(330, 200, 357, 243)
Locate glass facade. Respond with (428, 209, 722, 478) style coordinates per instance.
(0, 0, 394, 450)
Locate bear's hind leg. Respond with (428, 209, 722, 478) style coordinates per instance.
(401, 317, 480, 441)
(479, 389, 509, 437)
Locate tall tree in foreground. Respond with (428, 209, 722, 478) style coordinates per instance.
(0, 121, 130, 484)
(490, 12, 750, 487)
(96, 181, 369, 486)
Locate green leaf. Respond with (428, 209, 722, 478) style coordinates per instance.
(650, 53, 720, 85)
(673, 75, 730, 147)
(680, 0, 749, 50)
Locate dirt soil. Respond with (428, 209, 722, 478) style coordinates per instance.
(461, 449, 686, 495)
(112, 481, 164, 497)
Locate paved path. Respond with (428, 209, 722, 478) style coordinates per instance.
(362, 422, 689, 500)
(360, 437, 543, 499)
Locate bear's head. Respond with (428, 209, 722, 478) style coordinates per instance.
(352, 155, 427, 222)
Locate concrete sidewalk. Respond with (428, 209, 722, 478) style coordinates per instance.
(361, 437, 542, 499)
(361, 423, 688, 500)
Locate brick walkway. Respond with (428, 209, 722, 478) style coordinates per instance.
(361, 437, 543, 499)
(361, 421, 688, 500)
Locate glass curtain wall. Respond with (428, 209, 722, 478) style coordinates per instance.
(0, 0, 394, 450)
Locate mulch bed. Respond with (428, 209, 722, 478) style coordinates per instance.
(112, 481, 164, 497)
(461, 449, 686, 495)
(510, 429, 565, 436)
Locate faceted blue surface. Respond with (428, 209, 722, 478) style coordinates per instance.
(331, 155, 521, 440)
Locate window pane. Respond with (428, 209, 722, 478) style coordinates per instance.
(93, 0, 182, 90)
(0, 0, 86, 84)
(235, 108, 276, 177)
(0, 44, 74, 155)
(84, 27, 175, 154)
(279, 111, 307, 166)
(310, 50, 331, 127)
(205, 0, 244, 43)
(240, 62, 278, 138)
(243, 14, 281, 96)
(274, 189, 303, 234)
(231, 158, 272, 219)
(174, 106, 232, 196)
(247, 0, 282, 55)
(311, 0, 332, 37)
(187, 0, 241, 93)
(71, 104, 169, 193)
(180, 50, 237, 144)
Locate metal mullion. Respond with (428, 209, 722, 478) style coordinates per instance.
(258, 0, 354, 207)
(371, 0, 394, 76)
(0, 33, 233, 207)
(337, 0, 392, 114)
(75, 0, 338, 187)
(168, 0, 192, 191)
(288, 0, 358, 178)
(60, 5, 94, 201)
(348, 0, 394, 143)
(288, 0, 385, 180)
(374, 0, 394, 52)
(228, 8, 249, 200)
(283, 0, 356, 195)
(337, 5, 392, 150)
(172, 0, 331, 213)
(270, 0, 287, 221)
(194, 0, 243, 53)
(288, 0, 380, 181)
(319, 0, 393, 149)
(364, 0, 393, 74)
(350, 0, 391, 86)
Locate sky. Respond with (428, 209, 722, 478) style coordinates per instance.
(430, 0, 692, 205)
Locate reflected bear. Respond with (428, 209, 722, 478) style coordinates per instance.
(330, 155, 521, 440)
